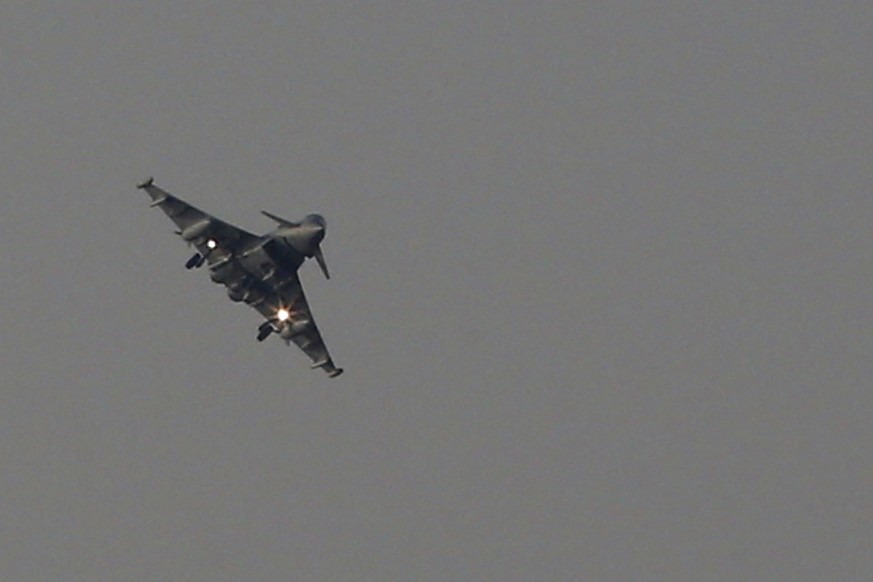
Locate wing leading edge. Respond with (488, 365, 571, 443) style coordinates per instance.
(137, 178, 343, 378)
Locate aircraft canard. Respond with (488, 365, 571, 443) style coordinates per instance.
(136, 178, 343, 378)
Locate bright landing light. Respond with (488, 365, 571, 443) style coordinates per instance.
(276, 309, 290, 322)
(206, 239, 217, 249)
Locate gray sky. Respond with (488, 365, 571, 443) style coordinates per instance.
(1, 2, 871, 580)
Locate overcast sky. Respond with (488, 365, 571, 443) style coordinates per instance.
(1, 2, 871, 580)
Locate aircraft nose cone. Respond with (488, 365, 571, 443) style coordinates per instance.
(299, 222, 325, 254)
(308, 223, 325, 242)
(304, 217, 326, 244)
(280, 215, 328, 256)
(306, 213, 326, 227)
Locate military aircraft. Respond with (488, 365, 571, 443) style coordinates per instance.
(137, 178, 343, 377)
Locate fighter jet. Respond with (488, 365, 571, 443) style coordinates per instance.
(136, 178, 343, 377)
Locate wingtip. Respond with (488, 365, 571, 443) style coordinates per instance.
(312, 359, 344, 378)
(137, 177, 154, 189)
